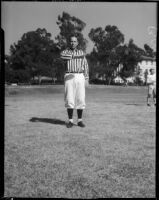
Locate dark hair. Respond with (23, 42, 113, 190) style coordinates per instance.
(70, 34, 78, 40)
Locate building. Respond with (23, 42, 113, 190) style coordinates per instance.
(114, 76, 124, 84)
(136, 55, 156, 84)
(137, 55, 156, 74)
(114, 56, 156, 84)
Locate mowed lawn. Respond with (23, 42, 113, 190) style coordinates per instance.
(4, 85, 156, 198)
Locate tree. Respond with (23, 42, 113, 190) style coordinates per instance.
(144, 69, 149, 85)
(144, 44, 156, 58)
(88, 25, 125, 84)
(86, 48, 99, 80)
(8, 28, 59, 84)
(118, 39, 145, 81)
(56, 12, 87, 51)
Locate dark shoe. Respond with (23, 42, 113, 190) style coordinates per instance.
(66, 121, 73, 128)
(77, 121, 85, 128)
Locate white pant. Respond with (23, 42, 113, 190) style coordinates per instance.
(148, 84, 156, 98)
(64, 73, 85, 109)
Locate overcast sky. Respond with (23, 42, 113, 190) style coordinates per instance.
(2, 2, 157, 55)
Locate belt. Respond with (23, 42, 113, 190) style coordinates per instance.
(65, 71, 83, 74)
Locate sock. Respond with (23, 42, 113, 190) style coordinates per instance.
(69, 119, 73, 123)
(67, 109, 73, 121)
(147, 97, 150, 104)
(77, 109, 83, 120)
(78, 118, 82, 122)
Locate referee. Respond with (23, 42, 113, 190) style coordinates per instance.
(60, 35, 89, 128)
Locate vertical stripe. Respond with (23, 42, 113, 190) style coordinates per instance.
(71, 59, 73, 72)
(61, 48, 88, 76)
(72, 50, 74, 72)
(75, 50, 79, 72)
(73, 50, 75, 72)
(68, 59, 71, 71)
(79, 50, 83, 72)
(77, 58, 79, 71)
(75, 57, 76, 72)
(74, 52, 76, 72)
(72, 59, 74, 72)
(79, 58, 82, 70)
(83, 58, 85, 72)
(75, 55, 76, 72)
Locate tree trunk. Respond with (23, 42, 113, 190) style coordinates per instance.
(108, 77, 111, 85)
(38, 75, 42, 85)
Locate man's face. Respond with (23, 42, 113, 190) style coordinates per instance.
(70, 37, 78, 49)
(150, 69, 155, 74)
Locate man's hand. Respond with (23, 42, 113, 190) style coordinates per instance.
(85, 78, 89, 87)
(61, 53, 72, 60)
(72, 55, 84, 59)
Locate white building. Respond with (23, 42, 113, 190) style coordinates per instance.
(136, 56, 156, 83)
(126, 76, 136, 83)
(114, 76, 124, 83)
(114, 56, 156, 84)
(137, 55, 156, 75)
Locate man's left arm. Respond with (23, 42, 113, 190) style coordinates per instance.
(82, 56, 89, 85)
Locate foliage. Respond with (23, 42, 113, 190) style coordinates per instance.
(144, 69, 149, 85)
(117, 39, 145, 80)
(6, 28, 59, 83)
(88, 25, 125, 84)
(56, 12, 87, 51)
(5, 12, 155, 85)
(144, 44, 156, 58)
(86, 49, 99, 80)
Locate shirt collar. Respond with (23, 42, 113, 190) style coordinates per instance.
(69, 47, 78, 52)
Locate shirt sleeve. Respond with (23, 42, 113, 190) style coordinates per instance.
(146, 75, 150, 84)
(82, 56, 89, 79)
(60, 50, 72, 60)
(147, 74, 156, 85)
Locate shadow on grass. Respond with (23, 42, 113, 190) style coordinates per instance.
(29, 117, 66, 125)
(125, 103, 144, 106)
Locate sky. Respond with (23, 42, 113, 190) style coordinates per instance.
(1, 2, 157, 55)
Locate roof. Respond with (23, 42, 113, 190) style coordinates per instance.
(114, 76, 123, 80)
(32, 76, 53, 80)
(140, 55, 156, 61)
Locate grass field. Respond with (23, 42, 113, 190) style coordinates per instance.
(4, 85, 156, 198)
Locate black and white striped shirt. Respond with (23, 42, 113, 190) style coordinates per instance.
(60, 48, 89, 79)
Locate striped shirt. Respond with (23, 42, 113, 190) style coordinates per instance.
(147, 73, 156, 85)
(60, 48, 89, 79)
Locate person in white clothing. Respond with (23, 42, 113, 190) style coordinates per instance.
(60, 35, 89, 128)
(147, 68, 156, 106)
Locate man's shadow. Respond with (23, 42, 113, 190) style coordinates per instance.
(29, 117, 66, 125)
(125, 103, 143, 106)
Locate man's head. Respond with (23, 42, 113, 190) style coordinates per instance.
(69, 35, 78, 50)
(150, 68, 155, 74)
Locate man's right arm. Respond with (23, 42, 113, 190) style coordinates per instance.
(147, 75, 151, 85)
(60, 50, 72, 60)
(60, 50, 84, 60)
(147, 75, 155, 85)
